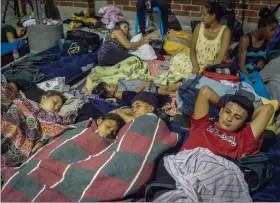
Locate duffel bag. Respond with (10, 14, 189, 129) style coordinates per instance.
(66, 30, 100, 47)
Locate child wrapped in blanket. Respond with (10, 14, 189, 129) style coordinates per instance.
(84, 92, 166, 138)
(85, 113, 125, 139)
(93, 79, 178, 106)
(1, 89, 74, 167)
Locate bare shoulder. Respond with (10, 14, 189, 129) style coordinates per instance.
(112, 29, 125, 37)
(223, 26, 231, 35)
(194, 23, 201, 33)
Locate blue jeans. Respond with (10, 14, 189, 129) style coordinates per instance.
(239, 71, 271, 99)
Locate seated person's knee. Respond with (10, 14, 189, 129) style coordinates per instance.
(200, 85, 212, 96)
(136, 0, 146, 8)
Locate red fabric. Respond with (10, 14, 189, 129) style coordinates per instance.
(180, 114, 263, 160)
(203, 71, 240, 82)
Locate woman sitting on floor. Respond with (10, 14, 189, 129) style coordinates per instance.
(190, 1, 231, 73)
(1, 21, 27, 43)
(153, 1, 231, 85)
(237, 8, 278, 99)
(98, 21, 150, 66)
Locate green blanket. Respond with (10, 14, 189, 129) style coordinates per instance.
(85, 56, 150, 93)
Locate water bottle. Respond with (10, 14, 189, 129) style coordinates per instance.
(12, 49, 19, 61)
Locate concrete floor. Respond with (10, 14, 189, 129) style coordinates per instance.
(1, 1, 192, 36)
(1, 0, 32, 26)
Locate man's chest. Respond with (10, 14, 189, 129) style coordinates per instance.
(204, 125, 238, 147)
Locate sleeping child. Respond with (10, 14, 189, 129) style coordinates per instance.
(93, 80, 178, 106)
(39, 90, 65, 112)
(1, 90, 74, 167)
(85, 113, 125, 139)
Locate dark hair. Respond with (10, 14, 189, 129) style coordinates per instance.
(115, 20, 130, 31)
(227, 95, 254, 123)
(101, 113, 125, 133)
(92, 82, 111, 99)
(16, 20, 24, 28)
(39, 90, 66, 104)
(132, 92, 159, 109)
(258, 8, 278, 28)
(154, 109, 170, 124)
(205, 0, 226, 21)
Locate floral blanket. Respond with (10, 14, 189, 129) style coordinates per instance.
(1, 98, 74, 167)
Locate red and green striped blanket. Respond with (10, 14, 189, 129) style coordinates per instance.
(1, 115, 178, 202)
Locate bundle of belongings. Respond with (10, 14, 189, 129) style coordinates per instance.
(148, 29, 192, 56)
(98, 5, 124, 29)
(65, 10, 102, 30)
(59, 30, 101, 56)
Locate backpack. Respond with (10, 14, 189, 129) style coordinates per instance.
(220, 153, 274, 193)
(206, 61, 239, 75)
(163, 29, 192, 55)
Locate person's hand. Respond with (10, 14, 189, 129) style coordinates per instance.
(145, 0, 151, 9)
(85, 118, 93, 128)
(142, 39, 150, 45)
(257, 60, 265, 71)
(249, 76, 255, 84)
(143, 81, 152, 88)
(22, 34, 28, 40)
(109, 109, 117, 114)
(192, 65, 200, 74)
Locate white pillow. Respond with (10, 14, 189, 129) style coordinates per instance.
(129, 44, 157, 61)
(37, 77, 66, 92)
(130, 33, 143, 42)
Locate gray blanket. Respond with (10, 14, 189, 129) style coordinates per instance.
(260, 57, 280, 103)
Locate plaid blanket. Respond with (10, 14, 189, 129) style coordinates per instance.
(1, 115, 178, 202)
(1, 98, 74, 167)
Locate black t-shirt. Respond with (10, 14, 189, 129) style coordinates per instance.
(76, 102, 104, 123)
(1, 25, 16, 42)
(117, 91, 137, 106)
(12, 79, 45, 103)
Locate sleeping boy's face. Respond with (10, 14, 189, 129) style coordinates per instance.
(106, 84, 118, 96)
(97, 119, 119, 138)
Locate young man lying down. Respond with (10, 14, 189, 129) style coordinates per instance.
(180, 85, 274, 159)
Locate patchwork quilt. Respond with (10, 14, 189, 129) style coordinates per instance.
(1, 98, 74, 167)
(1, 115, 179, 202)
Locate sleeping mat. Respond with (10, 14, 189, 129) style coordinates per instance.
(36, 45, 98, 84)
(2, 45, 98, 85)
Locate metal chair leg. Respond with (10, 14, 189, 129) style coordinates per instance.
(2, 0, 10, 23)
